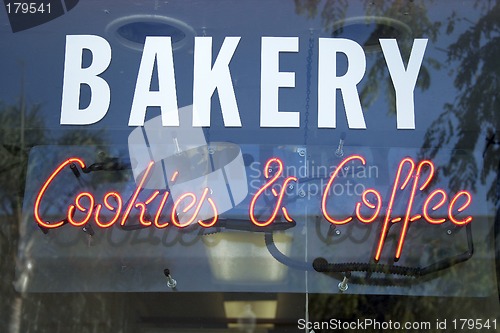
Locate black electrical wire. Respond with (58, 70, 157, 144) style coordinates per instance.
(264, 232, 314, 271)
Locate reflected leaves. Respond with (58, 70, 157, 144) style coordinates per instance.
(0, 96, 110, 332)
(295, 0, 500, 329)
(295, 0, 441, 115)
(423, 1, 500, 202)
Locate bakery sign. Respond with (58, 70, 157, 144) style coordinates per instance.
(32, 35, 473, 262)
(60, 35, 426, 129)
(34, 153, 473, 262)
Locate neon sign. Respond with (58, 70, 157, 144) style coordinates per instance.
(249, 158, 297, 227)
(34, 158, 219, 231)
(34, 155, 473, 261)
(319, 155, 472, 261)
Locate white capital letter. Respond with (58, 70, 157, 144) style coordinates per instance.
(60, 35, 111, 125)
(260, 37, 299, 127)
(129, 37, 179, 127)
(380, 39, 428, 129)
(318, 38, 366, 129)
(192, 37, 241, 127)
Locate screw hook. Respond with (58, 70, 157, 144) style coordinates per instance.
(338, 274, 349, 292)
(335, 132, 346, 157)
(164, 269, 177, 289)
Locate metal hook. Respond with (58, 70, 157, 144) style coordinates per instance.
(164, 269, 177, 289)
(338, 273, 350, 292)
(335, 132, 346, 157)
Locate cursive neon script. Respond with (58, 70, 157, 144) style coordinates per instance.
(34, 158, 218, 230)
(320, 155, 472, 261)
(34, 155, 473, 261)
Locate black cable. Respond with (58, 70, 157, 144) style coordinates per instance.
(264, 232, 314, 271)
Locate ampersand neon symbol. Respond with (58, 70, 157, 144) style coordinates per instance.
(249, 158, 297, 227)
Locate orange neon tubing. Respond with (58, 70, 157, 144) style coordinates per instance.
(321, 155, 365, 225)
(422, 189, 447, 224)
(198, 197, 219, 228)
(448, 191, 473, 225)
(121, 161, 155, 226)
(394, 160, 435, 260)
(154, 191, 171, 229)
(249, 158, 296, 227)
(134, 190, 160, 227)
(171, 192, 198, 228)
(410, 214, 422, 222)
(355, 189, 382, 224)
(34, 157, 86, 228)
(67, 192, 94, 227)
(170, 171, 179, 182)
(135, 202, 152, 226)
(281, 207, 293, 222)
(95, 192, 123, 228)
(374, 157, 414, 261)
